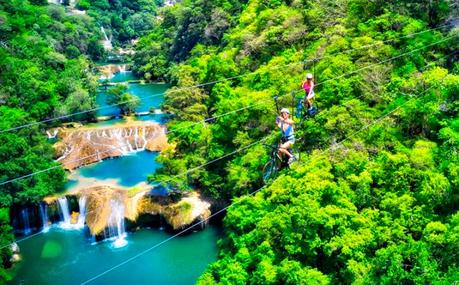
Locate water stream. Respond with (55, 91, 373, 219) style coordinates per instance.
(10, 65, 219, 285)
(76, 196, 87, 229)
(21, 209, 31, 236)
(57, 197, 71, 228)
(96, 81, 168, 121)
(105, 200, 127, 248)
(39, 204, 50, 232)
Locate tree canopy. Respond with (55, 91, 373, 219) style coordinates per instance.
(134, 0, 459, 283)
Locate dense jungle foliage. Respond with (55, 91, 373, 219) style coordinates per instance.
(0, 0, 100, 279)
(76, 0, 162, 46)
(0, 0, 458, 283)
(0, 0, 158, 282)
(133, 0, 459, 283)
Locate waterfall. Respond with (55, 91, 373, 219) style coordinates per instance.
(101, 26, 109, 41)
(127, 140, 134, 152)
(39, 204, 50, 232)
(105, 200, 127, 248)
(100, 27, 113, 50)
(21, 208, 31, 235)
(46, 129, 58, 139)
(57, 197, 71, 228)
(76, 196, 87, 228)
(119, 65, 126, 73)
(141, 127, 148, 149)
(134, 127, 139, 149)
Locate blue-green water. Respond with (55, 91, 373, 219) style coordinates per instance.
(10, 65, 219, 285)
(96, 83, 168, 117)
(111, 71, 137, 83)
(68, 151, 161, 187)
(10, 226, 220, 285)
(86, 118, 127, 128)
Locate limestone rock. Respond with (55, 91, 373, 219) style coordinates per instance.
(80, 186, 126, 235)
(10, 254, 21, 263)
(54, 121, 168, 170)
(133, 192, 211, 230)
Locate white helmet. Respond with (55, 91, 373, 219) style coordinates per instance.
(280, 108, 290, 114)
(306, 73, 313, 79)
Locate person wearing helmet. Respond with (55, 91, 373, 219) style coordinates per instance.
(276, 108, 297, 165)
(302, 73, 315, 109)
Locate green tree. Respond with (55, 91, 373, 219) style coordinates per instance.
(106, 85, 140, 115)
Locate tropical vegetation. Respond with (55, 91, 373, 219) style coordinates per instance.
(133, 0, 459, 283)
(0, 0, 458, 283)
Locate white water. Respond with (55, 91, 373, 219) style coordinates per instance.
(46, 129, 58, 139)
(101, 26, 109, 41)
(101, 27, 113, 50)
(39, 204, 50, 232)
(21, 209, 31, 235)
(105, 200, 127, 248)
(76, 196, 87, 228)
(57, 197, 72, 228)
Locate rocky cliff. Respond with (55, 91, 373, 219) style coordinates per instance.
(74, 186, 210, 235)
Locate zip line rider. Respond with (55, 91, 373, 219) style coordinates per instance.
(276, 108, 297, 165)
(302, 73, 315, 109)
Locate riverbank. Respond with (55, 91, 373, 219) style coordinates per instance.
(9, 61, 220, 284)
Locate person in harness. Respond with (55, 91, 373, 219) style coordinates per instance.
(302, 73, 315, 110)
(276, 108, 297, 165)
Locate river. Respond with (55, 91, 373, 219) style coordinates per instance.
(9, 69, 220, 285)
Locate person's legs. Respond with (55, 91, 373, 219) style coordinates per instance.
(307, 93, 315, 109)
(278, 141, 293, 158)
(303, 98, 310, 109)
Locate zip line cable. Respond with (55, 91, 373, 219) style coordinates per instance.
(0, 35, 456, 187)
(0, 10, 455, 279)
(0, 101, 268, 186)
(3, 49, 453, 253)
(1, 21, 456, 134)
(5, 51, 458, 249)
(309, 49, 459, 131)
(1, 38, 454, 265)
(79, 185, 268, 285)
(0, 36, 455, 252)
(79, 75, 449, 285)
(319, 77, 448, 158)
(0, 137, 268, 251)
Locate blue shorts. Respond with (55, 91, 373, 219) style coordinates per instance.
(282, 136, 295, 145)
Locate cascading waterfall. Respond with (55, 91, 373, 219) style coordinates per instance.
(101, 26, 109, 42)
(100, 27, 113, 50)
(105, 200, 127, 248)
(46, 129, 58, 139)
(39, 203, 50, 232)
(134, 127, 139, 149)
(57, 197, 71, 228)
(76, 196, 87, 228)
(141, 127, 148, 149)
(21, 208, 31, 235)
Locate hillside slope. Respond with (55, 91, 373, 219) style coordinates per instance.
(134, 0, 459, 283)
